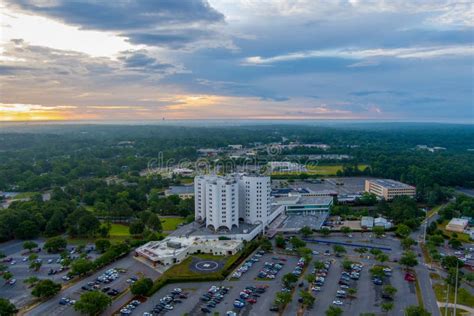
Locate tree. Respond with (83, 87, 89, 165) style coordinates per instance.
(261, 238, 273, 252)
(74, 291, 112, 316)
(441, 256, 464, 269)
(381, 302, 394, 313)
(400, 251, 418, 269)
(44, 236, 67, 253)
(404, 305, 431, 316)
(129, 220, 145, 235)
(395, 224, 411, 238)
(282, 273, 298, 287)
(401, 237, 416, 250)
(314, 260, 325, 270)
(342, 259, 353, 271)
(290, 237, 306, 249)
(333, 245, 346, 256)
(274, 291, 292, 307)
(341, 226, 351, 235)
(130, 278, 153, 296)
(77, 214, 101, 237)
(372, 226, 385, 238)
(32, 280, 61, 298)
(71, 258, 94, 276)
(95, 239, 111, 253)
(376, 253, 389, 264)
(299, 290, 315, 307)
(0, 298, 17, 316)
(14, 220, 40, 240)
(325, 306, 343, 316)
(382, 285, 397, 298)
(146, 214, 163, 232)
(448, 238, 462, 250)
(275, 234, 286, 248)
(320, 227, 331, 237)
(23, 241, 38, 251)
(447, 267, 463, 287)
(24, 276, 39, 287)
(370, 248, 382, 256)
(29, 259, 42, 271)
(2, 271, 13, 282)
(306, 274, 316, 284)
(355, 247, 368, 256)
(300, 226, 313, 238)
(369, 266, 385, 278)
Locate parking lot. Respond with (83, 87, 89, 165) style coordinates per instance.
(125, 232, 421, 316)
(0, 241, 99, 308)
(24, 253, 160, 316)
(133, 251, 300, 316)
(294, 236, 418, 315)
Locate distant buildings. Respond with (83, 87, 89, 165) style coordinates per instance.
(194, 174, 273, 232)
(269, 161, 304, 172)
(360, 216, 392, 229)
(446, 218, 469, 233)
(273, 195, 333, 216)
(165, 185, 194, 199)
(416, 145, 446, 152)
(365, 179, 416, 200)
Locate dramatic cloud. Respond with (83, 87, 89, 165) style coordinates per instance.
(0, 0, 472, 122)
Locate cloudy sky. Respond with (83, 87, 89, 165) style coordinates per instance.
(0, 0, 473, 122)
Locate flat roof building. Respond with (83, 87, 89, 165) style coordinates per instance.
(165, 185, 194, 199)
(361, 216, 374, 229)
(136, 236, 242, 267)
(365, 179, 416, 200)
(446, 218, 469, 233)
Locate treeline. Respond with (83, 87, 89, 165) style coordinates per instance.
(1, 123, 472, 192)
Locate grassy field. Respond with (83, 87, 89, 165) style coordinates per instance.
(433, 282, 474, 307)
(439, 307, 471, 316)
(160, 216, 186, 231)
(437, 220, 471, 243)
(109, 223, 130, 236)
(67, 223, 131, 245)
(273, 164, 369, 176)
(13, 192, 37, 199)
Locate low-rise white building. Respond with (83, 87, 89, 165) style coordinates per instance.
(446, 218, 469, 233)
(135, 236, 243, 267)
(374, 217, 392, 229)
(361, 216, 374, 229)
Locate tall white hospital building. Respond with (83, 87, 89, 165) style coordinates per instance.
(194, 174, 271, 231)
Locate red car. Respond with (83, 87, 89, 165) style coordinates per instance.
(246, 298, 257, 304)
(404, 273, 416, 282)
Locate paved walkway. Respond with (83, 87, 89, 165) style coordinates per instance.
(437, 301, 474, 314)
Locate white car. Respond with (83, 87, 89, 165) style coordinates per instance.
(10, 260, 16, 265)
(164, 305, 173, 310)
(311, 287, 321, 292)
(22, 257, 27, 262)
(48, 259, 53, 264)
(227, 312, 237, 316)
(312, 251, 319, 255)
(333, 300, 344, 306)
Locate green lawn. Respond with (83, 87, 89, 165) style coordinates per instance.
(109, 223, 130, 236)
(13, 192, 37, 199)
(273, 164, 369, 176)
(160, 217, 186, 231)
(433, 283, 474, 308)
(439, 307, 471, 316)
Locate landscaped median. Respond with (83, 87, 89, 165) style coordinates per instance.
(146, 240, 261, 296)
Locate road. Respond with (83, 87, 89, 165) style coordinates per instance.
(412, 209, 442, 316)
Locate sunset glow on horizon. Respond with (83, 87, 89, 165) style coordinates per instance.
(0, 1, 472, 123)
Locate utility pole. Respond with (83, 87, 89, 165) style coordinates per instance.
(453, 260, 459, 315)
(444, 282, 449, 316)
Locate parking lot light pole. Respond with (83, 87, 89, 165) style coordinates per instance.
(453, 260, 459, 315)
(444, 283, 449, 316)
